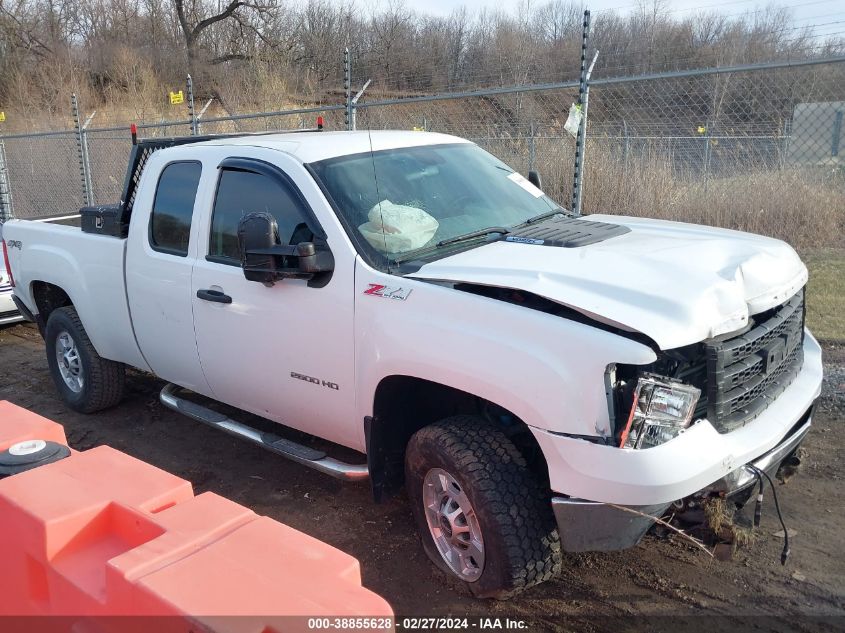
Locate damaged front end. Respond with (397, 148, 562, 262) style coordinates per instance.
(552, 288, 813, 554)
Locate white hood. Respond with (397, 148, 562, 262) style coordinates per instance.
(408, 215, 808, 349)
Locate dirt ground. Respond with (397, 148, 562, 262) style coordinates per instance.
(1, 322, 843, 631)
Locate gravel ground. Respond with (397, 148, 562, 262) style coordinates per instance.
(819, 341, 845, 417)
(0, 323, 843, 632)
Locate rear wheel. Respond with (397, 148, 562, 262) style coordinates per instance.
(405, 416, 562, 599)
(45, 306, 124, 413)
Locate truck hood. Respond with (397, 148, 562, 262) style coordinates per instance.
(408, 215, 808, 349)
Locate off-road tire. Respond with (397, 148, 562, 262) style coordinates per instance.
(405, 416, 562, 599)
(45, 306, 125, 413)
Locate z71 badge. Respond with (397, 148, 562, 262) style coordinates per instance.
(363, 284, 412, 301)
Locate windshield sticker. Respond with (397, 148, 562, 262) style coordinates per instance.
(507, 172, 544, 198)
(364, 284, 413, 301)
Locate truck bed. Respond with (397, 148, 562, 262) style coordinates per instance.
(3, 218, 148, 370)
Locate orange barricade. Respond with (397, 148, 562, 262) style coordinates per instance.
(0, 401, 393, 633)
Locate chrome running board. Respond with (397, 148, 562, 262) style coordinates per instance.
(160, 383, 369, 482)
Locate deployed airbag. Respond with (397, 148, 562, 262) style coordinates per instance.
(358, 200, 439, 254)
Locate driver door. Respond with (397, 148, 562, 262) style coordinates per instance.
(190, 150, 357, 449)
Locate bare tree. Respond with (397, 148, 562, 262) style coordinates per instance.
(172, 0, 274, 71)
(369, 0, 413, 88)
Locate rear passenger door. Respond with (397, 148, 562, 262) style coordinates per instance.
(190, 150, 357, 449)
(125, 155, 212, 393)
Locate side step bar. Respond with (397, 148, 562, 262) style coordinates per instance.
(159, 384, 369, 482)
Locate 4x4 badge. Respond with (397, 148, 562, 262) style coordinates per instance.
(364, 284, 412, 301)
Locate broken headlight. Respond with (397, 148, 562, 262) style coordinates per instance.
(620, 375, 701, 449)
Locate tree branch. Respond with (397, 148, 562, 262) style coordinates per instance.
(0, 5, 54, 56)
(232, 11, 277, 50)
(192, 0, 247, 38)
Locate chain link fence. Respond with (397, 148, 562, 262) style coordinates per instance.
(0, 57, 843, 247)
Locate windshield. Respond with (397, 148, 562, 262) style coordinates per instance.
(309, 143, 565, 263)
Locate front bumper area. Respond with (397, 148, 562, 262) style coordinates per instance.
(705, 410, 811, 496)
(552, 498, 671, 552)
(532, 331, 822, 506)
(552, 403, 814, 552)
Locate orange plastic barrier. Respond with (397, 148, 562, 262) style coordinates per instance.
(0, 401, 393, 633)
(0, 401, 68, 450)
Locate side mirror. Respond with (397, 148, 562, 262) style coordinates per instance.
(528, 170, 543, 190)
(237, 213, 334, 284)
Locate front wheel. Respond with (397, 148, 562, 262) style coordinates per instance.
(405, 416, 562, 599)
(45, 306, 125, 413)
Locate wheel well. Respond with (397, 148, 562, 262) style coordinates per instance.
(366, 375, 550, 502)
(31, 281, 72, 329)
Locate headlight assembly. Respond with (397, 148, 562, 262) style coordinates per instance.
(619, 374, 701, 449)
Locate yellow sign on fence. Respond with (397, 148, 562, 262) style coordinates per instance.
(0, 111, 5, 122)
(169, 91, 184, 105)
(697, 125, 706, 135)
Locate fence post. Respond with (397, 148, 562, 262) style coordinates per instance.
(528, 121, 536, 171)
(82, 111, 96, 205)
(72, 94, 93, 207)
(187, 75, 198, 135)
(621, 119, 629, 172)
(831, 109, 843, 158)
(570, 10, 591, 216)
(702, 119, 712, 190)
(344, 48, 352, 131)
(0, 138, 13, 221)
(780, 119, 790, 168)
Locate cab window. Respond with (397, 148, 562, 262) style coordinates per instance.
(208, 168, 313, 265)
(149, 161, 202, 256)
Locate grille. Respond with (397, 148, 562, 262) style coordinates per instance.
(704, 290, 805, 432)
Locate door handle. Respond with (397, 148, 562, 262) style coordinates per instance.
(196, 288, 232, 304)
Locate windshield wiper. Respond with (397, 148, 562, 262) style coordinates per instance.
(519, 209, 568, 226)
(435, 226, 511, 248)
(393, 226, 510, 264)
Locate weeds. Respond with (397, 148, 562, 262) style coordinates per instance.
(702, 496, 757, 551)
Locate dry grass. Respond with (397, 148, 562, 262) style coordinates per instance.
(0, 49, 316, 134)
(573, 140, 845, 251)
(703, 496, 757, 549)
(803, 249, 845, 342)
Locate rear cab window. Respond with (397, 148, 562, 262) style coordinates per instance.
(149, 161, 203, 256)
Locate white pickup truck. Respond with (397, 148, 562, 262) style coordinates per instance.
(3, 129, 822, 598)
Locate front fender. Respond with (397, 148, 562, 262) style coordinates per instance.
(354, 265, 656, 445)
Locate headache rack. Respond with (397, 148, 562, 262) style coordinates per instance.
(81, 120, 325, 238)
(703, 289, 806, 433)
